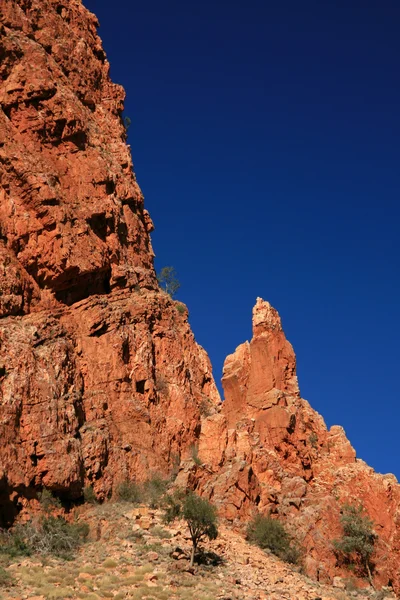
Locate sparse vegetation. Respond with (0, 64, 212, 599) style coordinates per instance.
(115, 480, 143, 503)
(150, 525, 171, 539)
(83, 485, 98, 504)
(115, 474, 169, 508)
(308, 431, 318, 449)
(163, 490, 218, 566)
(190, 444, 202, 466)
(333, 504, 377, 585)
(0, 516, 89, 561)
(103, 558, 118, 568)
(142, 474, 169, 508)
(247, 514, 301, 564)
(0, 525, 31, 558)
(176, 302, 186, 314)
(199, 397, 213, 417)
(38, 488, 61, 511)
(157, 266, 180, 298)
(0, 565, 13, 587)
(169, 452, 181, 480)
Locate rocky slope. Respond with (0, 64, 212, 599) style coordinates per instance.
(1, 0, 400, 595)
(4, 502, 393, 600)
(0, 0, 220, 526)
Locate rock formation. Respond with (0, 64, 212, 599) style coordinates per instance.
(177, 298, 400, 591)
(0, 0, 220, 525)
(1, 0, 400, 594)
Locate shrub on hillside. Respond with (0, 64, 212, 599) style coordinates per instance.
(38, 488, 61, 512)
(142, 474, 169, 509)
(0, 566, 13, 587)
(333, 504, 376, 584)
(0, 526, 31, 558)
(247, 514, 301, 564)
(83, 485, 98, 504)
(115, 474, 169, 508)
(115, 480, 143, 503)
(0, 516, 89, 560)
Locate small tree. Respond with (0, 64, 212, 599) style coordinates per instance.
(333, 504, 377, 586)
(164, 490, 218, 566)
(158, 266, 180, 298)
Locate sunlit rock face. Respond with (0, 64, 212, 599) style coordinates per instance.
(0, 0, 220, 524)
(183, 298, 400, 592)
(2, 1, 400, 593)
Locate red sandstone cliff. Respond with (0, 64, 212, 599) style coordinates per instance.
(176, 298, 400, 591)
(0, 0, 220, 524)
(2, 0, 400, 594)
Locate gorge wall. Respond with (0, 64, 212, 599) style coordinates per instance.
(0, 0, 220, 524)
(1, 0, 400, 594)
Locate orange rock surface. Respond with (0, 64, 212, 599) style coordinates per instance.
(0, 0, 220, 525)
(179, 298, 400, 592)
(1, 0, 400, 594)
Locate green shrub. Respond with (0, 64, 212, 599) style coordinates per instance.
(0, 526, 31, 557)
(83, 485, 98, 504)
(150, 525, 171, 539)
(142, 474, 169, 509)
(25, 517, 89, 558)
(247, 514, 301, 564)
(115, 481, 143, 503)
(38, 489, 61, 512)
(164, 490, 218, 566)
(308, 432, 318, 449)
(0, 565, 13, 587)
(0, 517, 88, 560)
(176, 303, 186, 315)
(333, 504, 376, 584)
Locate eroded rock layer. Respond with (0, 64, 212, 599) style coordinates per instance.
(177, 298, 400, 592)
(0, 0, 220, 524)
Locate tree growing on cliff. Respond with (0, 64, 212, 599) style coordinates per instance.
(157, 266, 180, 298)
(333, 504, 377, 586)
(163, 490, 218, 566)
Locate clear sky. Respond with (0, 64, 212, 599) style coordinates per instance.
(84, 0, 400, 478)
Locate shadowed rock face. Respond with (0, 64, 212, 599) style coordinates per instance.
(0, 0, 221, 525)
(176, 298, 400, 592)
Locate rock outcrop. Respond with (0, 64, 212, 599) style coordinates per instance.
(176, 298, 400, 592)
(2, 0, 400, 594)
(0, 0, 220, 526)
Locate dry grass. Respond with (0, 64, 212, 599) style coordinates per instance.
(1, 502, 374, 600)
(102, 558, 118, 568)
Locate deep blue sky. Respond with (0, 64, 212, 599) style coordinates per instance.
(85, 0, 400, 478)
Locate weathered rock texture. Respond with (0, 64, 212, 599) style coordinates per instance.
(176, 298, 400, 592)
(0, 0, 220, 525)
(2, 0, 400, 594)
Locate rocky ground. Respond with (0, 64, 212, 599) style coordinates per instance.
(1, 503, 395, 600)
